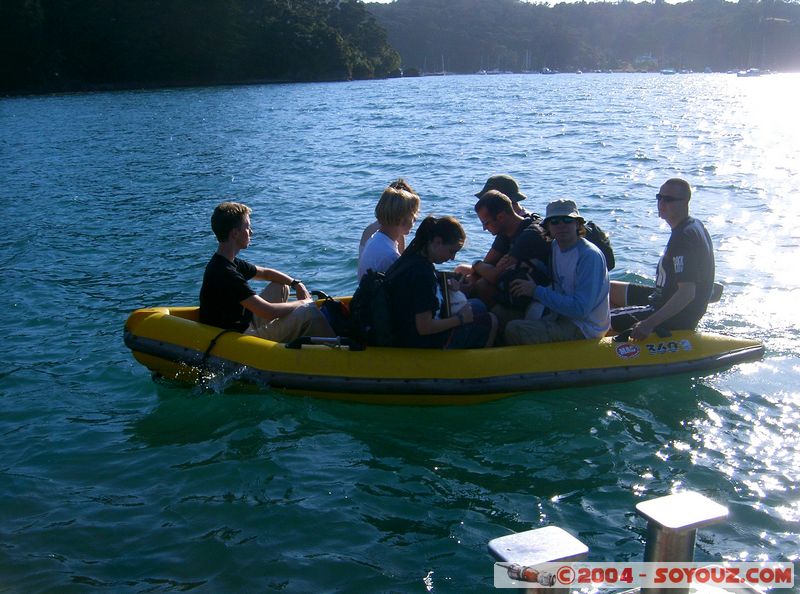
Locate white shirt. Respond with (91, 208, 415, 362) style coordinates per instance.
(358, 230, 400, 280)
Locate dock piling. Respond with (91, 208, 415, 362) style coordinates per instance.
(636, 491, 729, 594)
(488, 525, 588, 593)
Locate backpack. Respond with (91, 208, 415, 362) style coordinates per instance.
(311, 291, 352, 337)
(348, 257, 415, 347)
(584, 221, 615, 270)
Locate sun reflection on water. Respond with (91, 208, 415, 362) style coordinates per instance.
(691, 389, 800, 518)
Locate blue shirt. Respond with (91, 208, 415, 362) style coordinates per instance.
(534, 238, 610, 338)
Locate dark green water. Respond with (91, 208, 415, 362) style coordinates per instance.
(1, 73, 798, 592)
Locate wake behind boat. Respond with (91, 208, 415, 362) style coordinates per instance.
(124, 302, 764, 405)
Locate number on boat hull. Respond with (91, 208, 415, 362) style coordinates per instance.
(645, 340, 693, 355)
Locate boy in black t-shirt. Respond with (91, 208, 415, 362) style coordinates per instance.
(199, 202, 334, 342)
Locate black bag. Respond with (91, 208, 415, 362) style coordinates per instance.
(348, 257, 415, 347)
(584, 221, 615, 271)
(495, 259, 550, 310)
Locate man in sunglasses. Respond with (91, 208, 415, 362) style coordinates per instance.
(504, 199, 610, 345)
(609, 178, 715, 340)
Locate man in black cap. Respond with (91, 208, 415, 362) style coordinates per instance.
(474, 174, 540, 220)
(454, 190, 549, 312)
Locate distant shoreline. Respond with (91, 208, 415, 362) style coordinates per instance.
(6, 68, 795, 99)
(1, 75, 376, 99)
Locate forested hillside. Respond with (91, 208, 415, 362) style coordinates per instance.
(1, 0, 400, 94)
(368, 0, 800, 73)
(3, 0, 797, 95)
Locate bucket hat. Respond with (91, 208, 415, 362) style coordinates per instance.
(544, 199, 584, 223)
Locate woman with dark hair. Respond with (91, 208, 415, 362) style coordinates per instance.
(387, 216, 497, 349)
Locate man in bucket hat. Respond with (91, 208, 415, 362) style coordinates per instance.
(504, 199, 610, 345)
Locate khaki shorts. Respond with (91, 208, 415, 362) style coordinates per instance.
(504, 315, 584, 345)
(247, 283, 335, 343)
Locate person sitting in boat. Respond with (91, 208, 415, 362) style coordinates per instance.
(474, 174, 541, 220)
(199, 201, 334, 341)
(504, 200, 610, 345)
(386, 216, 497, 349)
(357, 181, 420, 280)
(472, 173, 616, 271)
(609, 178, 715, 341)
(455, 190, 550, 318)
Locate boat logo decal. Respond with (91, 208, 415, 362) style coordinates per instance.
(645, 339, 693, 355)
(616, 344, 640, 359)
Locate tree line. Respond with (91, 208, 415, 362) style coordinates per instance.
(1, 0, 401, 95)
(3, 0, 798, 95)
(368, 0, 800, 74)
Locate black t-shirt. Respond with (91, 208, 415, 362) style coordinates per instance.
(490, 217, 549, 264)
(651, 216, 715, 327)
(387, 253, 449, 349)
(199, 253, 257, 332)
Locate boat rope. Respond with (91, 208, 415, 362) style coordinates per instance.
(200, 329, 233, 368)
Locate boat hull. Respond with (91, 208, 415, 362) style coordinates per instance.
(124, 306, 764, 405)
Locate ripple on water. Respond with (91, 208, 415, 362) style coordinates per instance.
(1, 73, 799, 592)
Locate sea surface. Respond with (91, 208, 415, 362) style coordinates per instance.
(1, 73, 798, 592)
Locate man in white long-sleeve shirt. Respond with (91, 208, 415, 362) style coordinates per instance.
(504, 199, 610, 345)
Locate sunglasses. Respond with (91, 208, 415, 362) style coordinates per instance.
(656, 193, 684, 203)
(546, 216, 577, 225)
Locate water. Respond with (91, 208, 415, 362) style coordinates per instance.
(1, 73, 799, 592)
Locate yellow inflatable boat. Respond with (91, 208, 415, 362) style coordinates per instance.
(123, 305, 764, 405)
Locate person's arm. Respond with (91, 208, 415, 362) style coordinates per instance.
(253, 266, 310, 297)
(514, 249, 606, 318)
(414, 303, 473, 335)
(252, 266, 293, 284)
(454, 248, 510, 286)
(630, 282, 696, 340)
(359, 221, 380, 254)
(247, 266, 313, 322)
(240, 292, 312, 322)
(482, 247, 505, 266)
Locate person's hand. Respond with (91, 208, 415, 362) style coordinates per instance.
(630, 320, 655, 341)
(509, 276, 535, 298)
(495, 255, 515, 273)
(294, 282, 310, 300)
(454, 263, 473, 276)
(457, 303, 474, 325)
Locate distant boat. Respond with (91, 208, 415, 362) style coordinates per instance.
(660, 68, 677, 75)
(541, 67, 558, 74)
(737, 68, 762, 77)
